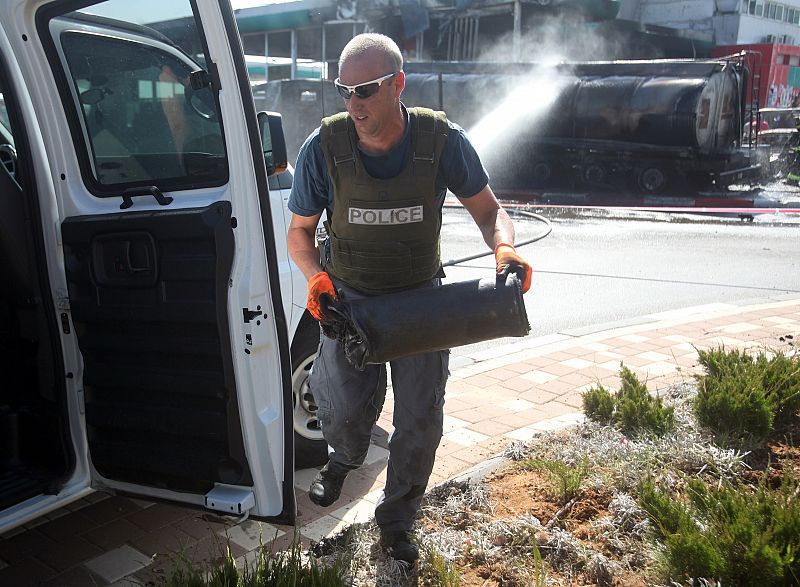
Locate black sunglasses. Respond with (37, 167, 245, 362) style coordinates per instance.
(334, 72, 398, 100)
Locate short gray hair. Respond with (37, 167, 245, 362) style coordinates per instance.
(339, 33, 403, 74)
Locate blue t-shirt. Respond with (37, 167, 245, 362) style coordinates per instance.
(288, 105, 489, 218)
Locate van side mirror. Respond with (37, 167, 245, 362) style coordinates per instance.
(257, 111, 288, 176)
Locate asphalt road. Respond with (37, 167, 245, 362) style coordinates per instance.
(439, 204, 800, 356)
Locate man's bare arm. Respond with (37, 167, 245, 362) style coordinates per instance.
(287, 212, 324, 280)
(457, 184, 515, 249)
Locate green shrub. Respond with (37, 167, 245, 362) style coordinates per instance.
(637, 480, 695, 540)
(583, 386, 615, 424)
(421, 547, 460, 587)
(638, 475, 800, 586)
(519, 458, 589, 504)
(582, 366, 676, 437)
(695, 347, 800, 445)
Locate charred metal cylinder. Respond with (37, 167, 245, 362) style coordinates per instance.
(325, 273, 530, 370)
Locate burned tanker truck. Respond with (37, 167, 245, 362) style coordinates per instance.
(254, 54, 768, 196)
(401, 56, 765, 196)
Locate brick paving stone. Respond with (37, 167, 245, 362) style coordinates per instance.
(521, 356, 560, 369)
(430, 455, 471, 480)
(0, 527, 56, 563)
(539, 362, 578, 377)
(182, 534, 247, 568)
(443, 427, 490, 447)
(128, 525, 193, 558)
(37, 510, 99, 543)
(450, 441, 504, 465)
(125, 503, 191, 531)
(537, 401, 581, 418)
(556, 393, 585, 410)
(341, 467, 385, 498)
(63, 498, 94, 514)
(295, 490, 334, 523)
(82, 518, 145, 550)
(542, 351, 574, 361)
(560, 357, 595, 370)
(220, 520, 285, 552)
(435, 436, 469, 457)
(497, 376, 535, 393)
(519, 369, 558, 385)
(503, 361, 538, 374)
(489, 408, 547, 429)
(84, 544, 152, 583)
(42, 565, 107, 587)
(171, 514, 231, 541)
(441, 397, 478, 413)
(0, 557, 57, 586)
(518, 387, 559, 404)
(34, 536, 103, 573)
(445, 379, 492, 396)
(451, 404, 513, 424)
(83, 491, 110, 504)
(461, 373, 505, 389)
(81, 496, 143, 526)
(541, 379, 582, 395)
(558, 372, 594, 387)
(611, 353, 652, 367)
(466, 418, 516, 437)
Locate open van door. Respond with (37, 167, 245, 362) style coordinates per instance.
(0, 0, 294, 525)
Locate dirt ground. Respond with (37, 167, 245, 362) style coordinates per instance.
(431, 426, 800, 587)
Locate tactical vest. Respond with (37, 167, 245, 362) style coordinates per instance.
(320, 107, 449, 294)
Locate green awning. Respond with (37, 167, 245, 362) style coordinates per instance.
(235, 9, 309, 34)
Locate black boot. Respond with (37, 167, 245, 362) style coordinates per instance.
(380, 529, 419, 564)
(309, 464, 347, 507)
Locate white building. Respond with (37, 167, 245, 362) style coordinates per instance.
(617, 0, 800, 45)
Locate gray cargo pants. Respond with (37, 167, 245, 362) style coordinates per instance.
(308, 278, 449, 532)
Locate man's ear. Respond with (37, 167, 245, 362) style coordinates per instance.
(393, 71, 405, 97)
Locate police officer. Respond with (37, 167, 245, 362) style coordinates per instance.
(286, 33, 532, 563)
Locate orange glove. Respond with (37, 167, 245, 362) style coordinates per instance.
(307, 271, 337, 321)
(495, 242, 532, 293)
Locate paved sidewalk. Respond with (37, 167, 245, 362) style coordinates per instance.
(1, 295, 799, 586)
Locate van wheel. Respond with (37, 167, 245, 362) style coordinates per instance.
(291, 322, 328, 470)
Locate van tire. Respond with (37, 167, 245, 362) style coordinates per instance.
(291, 320, 328, 470)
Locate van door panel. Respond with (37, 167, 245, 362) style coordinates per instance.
(61, 201, 253, 493)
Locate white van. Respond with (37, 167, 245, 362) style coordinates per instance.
(0, 0, 325, 534)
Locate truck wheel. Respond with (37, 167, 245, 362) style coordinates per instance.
(638, 167, 667, 193)
(291, 322, 328, 470)
(583, 164, 606, 185)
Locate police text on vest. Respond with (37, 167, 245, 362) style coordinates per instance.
(348, 206, 424, 225)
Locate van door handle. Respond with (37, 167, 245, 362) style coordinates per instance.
(126, 241, 151, 273)
(92, 231, 158, 287)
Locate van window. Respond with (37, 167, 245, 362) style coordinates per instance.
(42, 0, 228, 193)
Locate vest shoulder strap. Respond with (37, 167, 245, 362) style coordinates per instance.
(320, 112, 357, 177)
(409, 107, 449, 178)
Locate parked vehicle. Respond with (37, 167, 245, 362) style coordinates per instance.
(0, 0, 325, 534)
